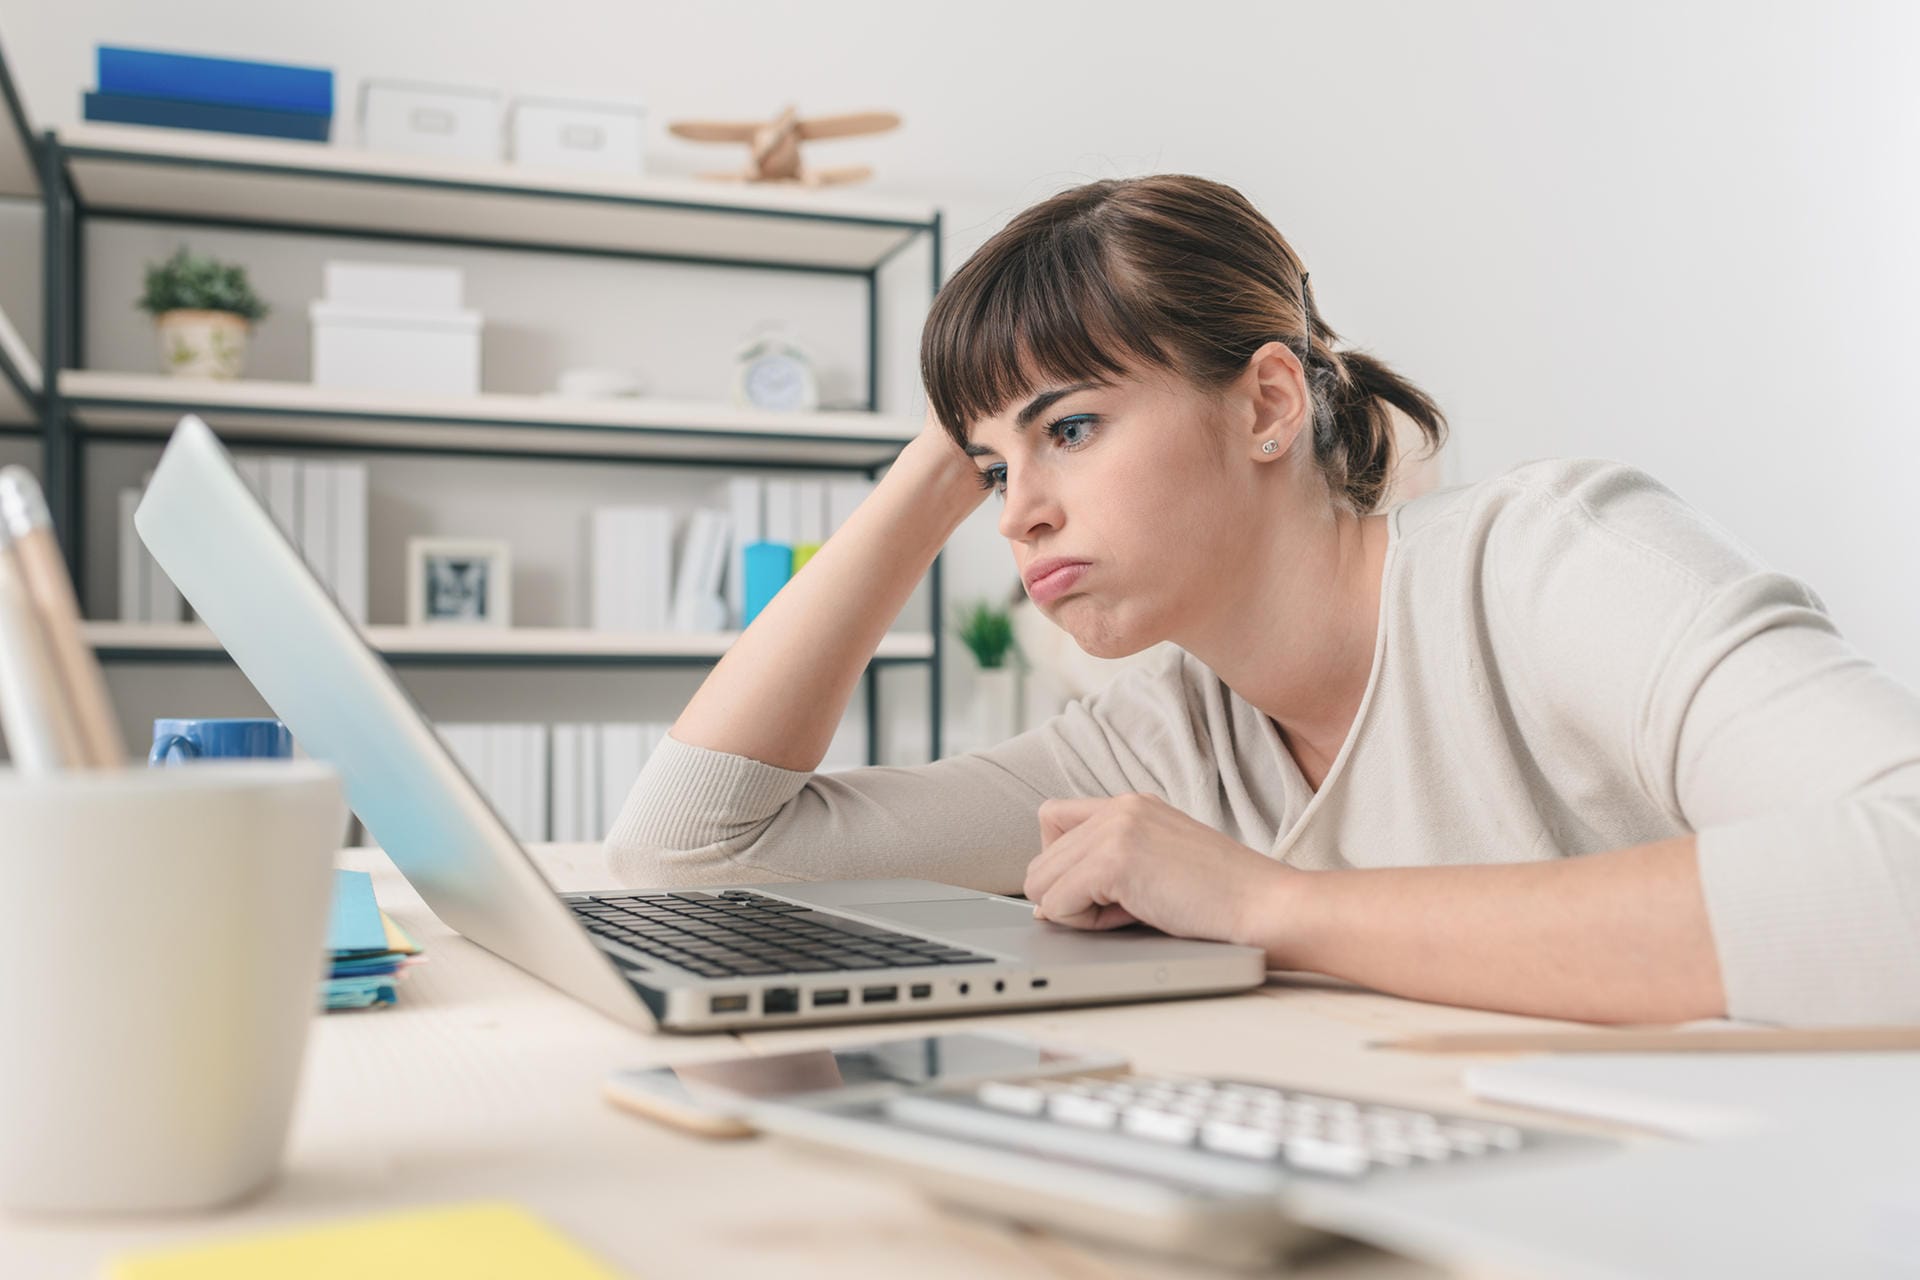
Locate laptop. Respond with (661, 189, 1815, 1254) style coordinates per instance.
(135, 415, 1267, 1032)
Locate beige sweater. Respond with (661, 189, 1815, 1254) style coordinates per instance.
(607, 459, 1920, 1025)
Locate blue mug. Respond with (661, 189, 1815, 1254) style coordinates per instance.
(149, 718, 293, 766)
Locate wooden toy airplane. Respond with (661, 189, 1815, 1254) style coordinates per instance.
(666, 105, 901, 186)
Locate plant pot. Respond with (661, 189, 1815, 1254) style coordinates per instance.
(971, 666, 1022, 748)
(155, 309, 251, 380)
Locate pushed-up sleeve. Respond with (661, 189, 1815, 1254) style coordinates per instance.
(1495, 460, 1920, 1024)
(1655, 571, 1920, 1024)
(602, 647, 1221, 894)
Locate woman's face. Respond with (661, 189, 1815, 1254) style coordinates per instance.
(963, 363, 1259, 659)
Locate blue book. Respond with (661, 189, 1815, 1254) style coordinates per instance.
(325, 869, 389, 956)
(97, 45, 333, 116)
(84, 92, 331, 143)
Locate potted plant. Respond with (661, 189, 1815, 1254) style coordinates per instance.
(953, 597, 1023, 747)
(137, 246, 270, 380)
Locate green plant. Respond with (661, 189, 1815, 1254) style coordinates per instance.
(137, 246, 270, 322)
(952, 598, 1018, 670)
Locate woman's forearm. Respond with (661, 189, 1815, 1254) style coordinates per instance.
(671, 419, 986, 771)
(1253, 836, 1727, 1023)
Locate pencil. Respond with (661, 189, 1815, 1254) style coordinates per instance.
(0, 467, 124, 767)
(1373, 1025, 1920, 1054)
(0, 529, 82, 772)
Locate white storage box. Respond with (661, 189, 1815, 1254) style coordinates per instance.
(509, 94, 646, 176)
(309, 302, 481, 395)
(323, 261, 464, 312)
(359, 79, 504, 163)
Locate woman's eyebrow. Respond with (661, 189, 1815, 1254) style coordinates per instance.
(963, 380, 1107, 458)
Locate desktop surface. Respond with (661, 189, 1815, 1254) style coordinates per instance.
(0, 843, 1651, 1280)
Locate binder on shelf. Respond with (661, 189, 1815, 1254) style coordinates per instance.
(741, 542, 792, 627)
(96, 45, 335, 116)
(82, 91, 333, 143)
(265, 457, 300, 548)
(827, 477, 874, 537)
(550, 724, 580, 842)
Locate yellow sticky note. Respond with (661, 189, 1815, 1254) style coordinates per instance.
(108, 1202, 626, 1280)
(380, 911, 421, 956)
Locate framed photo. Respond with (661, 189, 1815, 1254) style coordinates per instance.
(406, 537, 512, 628)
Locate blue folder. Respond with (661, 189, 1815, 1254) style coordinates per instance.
(97, 45, 333, 116)
(83, 92, 332, 143)
(325, 869, 389, 956)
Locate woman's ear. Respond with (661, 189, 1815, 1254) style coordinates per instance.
(1242, 340, 1311, 462)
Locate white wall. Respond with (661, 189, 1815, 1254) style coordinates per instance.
(3, 0, 1916, 743)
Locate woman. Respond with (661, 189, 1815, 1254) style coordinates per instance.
(608, 174, 1920, 1027)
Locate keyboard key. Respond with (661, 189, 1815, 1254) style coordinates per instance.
(1284, 1136, 1372, 1178)
(1121, 1107, 1199, 1145)
(1200, 1121, 1281, 1160)
(1048, 1094, 1118, 1129)
(977, 1082, 1048, 1115)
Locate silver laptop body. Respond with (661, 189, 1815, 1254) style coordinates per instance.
(136, 415, 1266, 1031)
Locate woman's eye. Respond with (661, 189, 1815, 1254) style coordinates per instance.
(1049, 415, 1096, 447)
(977, 464, 1008, 495)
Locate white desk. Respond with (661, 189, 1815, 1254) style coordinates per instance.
(0, 845, 1637, 1279)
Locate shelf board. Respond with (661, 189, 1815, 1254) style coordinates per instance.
(85, 622, 935, 666)
(60, 371, 916, 467)
(0, 300, 42, 425)
(57, 123, 936, 271)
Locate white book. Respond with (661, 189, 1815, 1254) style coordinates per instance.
(581, 723, 604, 839)
(524, 723, 549, 842)
(118, 489, 144, 622)
(265, 457, 301, 547)
(820, 711, 868, 773)
(637, 508, 675, 633)
(723, 477, 763, 627)
(763, 478, 800, 546)
(145, 546, 184, 625)
(331, 462, 369, 623)
(550, 724, 579, 842)
(299, 459, 335, 595)
(600, 723, 645, 839)
(493, 723, 524, 841)
(669, 509, 730, 633)
(793, 479, 827, 547)
(235, 456, 267, 503)
(441, 723, 487, 801)
(827, 477, 874, 538)
(590, 509, 623, 630)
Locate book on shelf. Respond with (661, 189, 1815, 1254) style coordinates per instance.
(597, 477, 877, 636)
(117, 480, 184, 624)
(82, 91, 333, 142)
(232, 453, 368, 624)
(96, 44, 335, 116)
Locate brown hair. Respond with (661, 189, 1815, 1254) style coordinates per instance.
(920, 174, 1446, 513)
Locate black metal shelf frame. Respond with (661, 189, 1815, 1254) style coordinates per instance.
(32, 124, 948, 763)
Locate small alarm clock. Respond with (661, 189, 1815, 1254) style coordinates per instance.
(732, 329, 820, 412)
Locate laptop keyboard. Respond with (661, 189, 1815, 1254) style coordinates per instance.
(572, 889, 998, 980)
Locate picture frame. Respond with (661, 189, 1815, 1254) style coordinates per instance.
(406, 537, 512, 628)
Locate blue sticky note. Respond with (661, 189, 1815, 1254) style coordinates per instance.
(326, 870, 388, 955)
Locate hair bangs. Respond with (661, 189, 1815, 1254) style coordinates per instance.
(921, 214, 1175, 448)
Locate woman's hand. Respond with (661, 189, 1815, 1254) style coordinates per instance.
(1022, 793, 1293, 950)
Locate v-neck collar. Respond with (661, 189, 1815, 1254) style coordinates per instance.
(1260, 506, 1402, 858)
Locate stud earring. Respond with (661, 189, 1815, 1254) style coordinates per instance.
(1260, 439, 1279, 454)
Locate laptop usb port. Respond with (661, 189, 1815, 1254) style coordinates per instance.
(861, 985, 898, 1003)
(764, 987, 800, 1014)
(812, 988, 849, 1007)
(708, 994, 749, 1014)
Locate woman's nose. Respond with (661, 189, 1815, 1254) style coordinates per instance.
(997, 473, 1060, 541)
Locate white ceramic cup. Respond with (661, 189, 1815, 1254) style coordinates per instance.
(0, 760, 347, 1213)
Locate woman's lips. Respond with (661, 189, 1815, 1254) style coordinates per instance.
(1027, 561, 1090, 605)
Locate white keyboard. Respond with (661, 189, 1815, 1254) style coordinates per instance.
(884, 1072, 1539, 1195)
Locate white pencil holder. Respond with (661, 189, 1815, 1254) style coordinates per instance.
(0, 761, 346, 1213)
